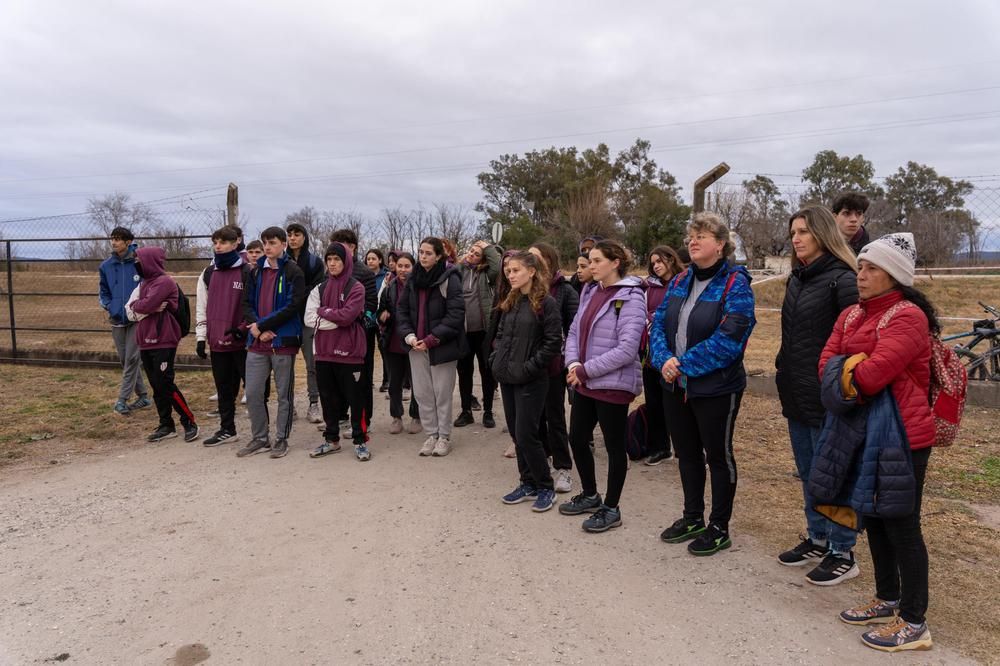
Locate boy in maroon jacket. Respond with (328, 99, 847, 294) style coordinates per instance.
(196, 226, 251, 446)
(125, 246, 198, 443)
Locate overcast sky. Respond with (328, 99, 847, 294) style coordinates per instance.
(2, 0, 999, 237)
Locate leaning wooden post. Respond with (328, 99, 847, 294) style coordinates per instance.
(692, 163, 730, 213)
(226, 183, 239, 227)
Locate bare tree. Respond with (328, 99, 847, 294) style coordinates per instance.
(67, 192, 163, 260)
(432, 203, 478, 252)
(375, 207, 414, 252)
(316, 210, 369, 250)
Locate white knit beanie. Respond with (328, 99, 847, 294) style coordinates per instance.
(857, 233, 917, 287)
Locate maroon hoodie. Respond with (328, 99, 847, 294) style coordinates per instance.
(130, 246, 181, 350)
(310, 245, 368, 365)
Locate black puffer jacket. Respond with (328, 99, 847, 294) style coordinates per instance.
(775, 254, 858, 427)
(490, 294, 562, 385)
(396, 265, 467, 365)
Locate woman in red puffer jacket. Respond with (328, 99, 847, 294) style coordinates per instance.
(818, 233, 937, 653)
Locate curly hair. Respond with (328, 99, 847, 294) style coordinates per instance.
(499, 252, 548, 314)
(688, 212, 736, 258)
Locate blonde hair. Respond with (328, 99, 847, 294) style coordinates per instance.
(688, 212, 736, 258)
(499, 252, 548, 314)
(788, 205, 857, 272)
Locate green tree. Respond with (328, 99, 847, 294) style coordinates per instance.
(801, 150, 883, 205)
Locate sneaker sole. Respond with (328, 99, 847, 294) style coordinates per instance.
(582, 517, 622, 533)
(502, 495, 538, 505)
(861, 635, 933, 652)
(237, 445, 271, 458)
(532, 501, 555, 513)
(310, 446, 342, 458)
(558, 504, 601, 516)
(839, 612, 899, 626)
(807, 564, 861, 586)
(203, 435, 238, 447)
(148, 432, 178, 442)
(184, 429, 200, 443)
(661, 527, 706, 544)
(689, 538, 732, 556)
(269, 450, 289, 459)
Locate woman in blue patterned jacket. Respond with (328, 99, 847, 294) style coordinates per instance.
(650, 212, 756, 556)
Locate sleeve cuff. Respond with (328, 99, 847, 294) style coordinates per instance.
(575, 365, 589, 382)
(422, 335, 441, 348)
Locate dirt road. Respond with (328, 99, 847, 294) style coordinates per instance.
(0, 401, 970, 665)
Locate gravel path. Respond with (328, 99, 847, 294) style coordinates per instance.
(0, 398, 970, 665)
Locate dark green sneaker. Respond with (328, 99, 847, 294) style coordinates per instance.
(660, 517, 706, 543)
(688, 524, 732, 556)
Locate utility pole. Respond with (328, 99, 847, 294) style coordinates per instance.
(226, 183, 239, 227)
(693, 163, 730, 213)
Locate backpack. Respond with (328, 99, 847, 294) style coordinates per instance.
(174, 283, 192, 337)
(843, 301, 967, 447)
(626, 404, 649, 460)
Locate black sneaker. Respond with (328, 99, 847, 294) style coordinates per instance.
(236, 439, 270, 457)
(470, 397, 482, 411)
(582, 505, 622, 533)
(558, 492, 603, 516)
(453, 410, 474, 427)
(806, 552, 860, 586)
(147, 426, 177, 443)
(482, 411, 496, 428)
(203, 430, 238, 447)
(688, 524, 732, 556)
(269, 439, 289, 459)
(660, 517, 706, 543)
(778, 536, 829, 567)
(183, 423, 200, 442)
(379, 382, 389, 393)
(644, 450, 673, 466)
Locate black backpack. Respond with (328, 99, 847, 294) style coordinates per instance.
(174, 283, 192, 337)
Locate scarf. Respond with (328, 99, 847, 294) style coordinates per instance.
(693, 257, 726, 281)
(214, 249, 241, 271)
(412, 258, 446, 289)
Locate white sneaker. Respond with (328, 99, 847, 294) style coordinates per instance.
(240, 394, 247, 405)
(432, 436, 452, 457)
(209, 393, 218, 402)
(306, 402, 322, 424)
(554, 468, 572, 493)
(419, 436, 437, 456)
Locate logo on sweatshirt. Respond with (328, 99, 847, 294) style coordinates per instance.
(232, 281, 243, 290)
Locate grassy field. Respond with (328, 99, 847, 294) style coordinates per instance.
(1, 358, 998, 661)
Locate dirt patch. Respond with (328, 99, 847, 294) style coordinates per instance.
(167, 643, 210, 665)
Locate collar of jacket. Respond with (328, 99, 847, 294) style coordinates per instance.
(257, 253, 289, 271)
(792, 252, 838, 281)
(858, 288, 903, 319)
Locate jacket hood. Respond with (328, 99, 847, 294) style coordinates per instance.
(609, 275, 643, 289)
(433, 264, 461, 286)
(136, 246, 166, 278)
(644, 275, 666, 287)
(322, 242, 354, 296)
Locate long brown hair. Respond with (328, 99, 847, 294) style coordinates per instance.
(529, 241, 561, 280)
(788, 205, 857, 272)
(499, 252, 548, 314)
(648, 245, 685, 280)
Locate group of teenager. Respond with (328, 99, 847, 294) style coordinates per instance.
(99, 190, 942, 652)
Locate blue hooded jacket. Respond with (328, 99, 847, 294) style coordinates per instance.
(649, 261, 756, 398)
(243, 252, 306, 350)
(98, 243, 141, 325)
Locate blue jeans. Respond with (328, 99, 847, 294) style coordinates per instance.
(788, 419, 857, 553)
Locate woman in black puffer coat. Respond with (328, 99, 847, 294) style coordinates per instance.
(775, 205, 860, 586)
(491, 252, 563, 512)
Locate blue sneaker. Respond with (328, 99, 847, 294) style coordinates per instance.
(532, 488, 556, 513)
(129, 396, 151, 410)
(502, 484, 537, 505)
(354, 443, 372, 461)
(113, 401, 130, 416)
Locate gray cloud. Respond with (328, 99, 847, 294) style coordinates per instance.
(2, 0, 999, 235)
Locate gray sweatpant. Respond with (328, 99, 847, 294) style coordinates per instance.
(245, 352, 296, 444)
(409, 350, 457, 439)
(111, 323, 147, 403)
(301, 325, 319, 403)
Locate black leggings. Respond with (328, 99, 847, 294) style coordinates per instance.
(500, 375, 552, 490)
(866, 447, 931, 624)
(384, 351, 420, 420)
(538, 370, 573, 470)
(457, 330, 495, 412)
(641, 366, 672, 456)
(661, 387, 742, 531)
(568, 392, 629, 508)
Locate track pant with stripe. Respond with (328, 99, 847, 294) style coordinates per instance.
(661, 387, 743, 531)
(316, 360, 367, 444)
(140, 348, 195, 430)
(245, 351, 296, 444)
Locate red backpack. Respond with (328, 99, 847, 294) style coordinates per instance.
(843, 301, 967, 446)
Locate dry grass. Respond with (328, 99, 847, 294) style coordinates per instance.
(1, 360, 997, 661)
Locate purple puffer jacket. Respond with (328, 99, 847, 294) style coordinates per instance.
(564, 276, 645, 396)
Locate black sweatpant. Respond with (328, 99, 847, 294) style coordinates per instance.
(384, 351, 420, 420)
(867, 447, 931, 625)
(568, 392, 629, 508)
(538, 370, 573, 470)
(661, 386, 742, 531)
(140, 348, 195, 430)
(316, 360, 367, 444)
(361, 328, 376, 427)
(500, 375, 552, 490)
(210, 349, 246, 434)
(458, 330, 495, 413)
(641, 366, 672, 456)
